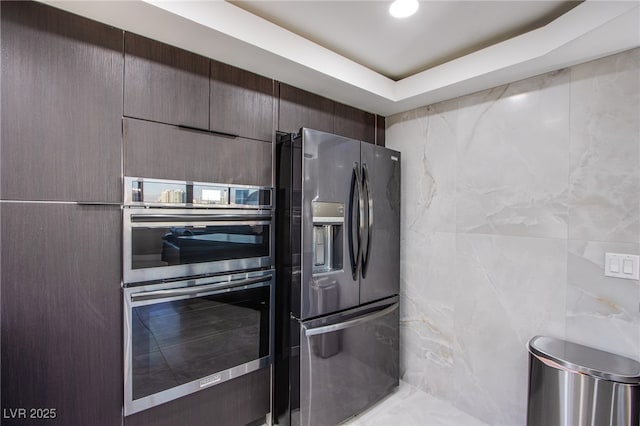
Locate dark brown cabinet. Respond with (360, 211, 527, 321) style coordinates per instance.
(124, 118, 272, 187)
(278, 83, 334, 134)
(124, 32, 210, 129)
(124, 35, 275, 143)
(210, 60, 275, 142)
(376, 115, 386, 147)
(0, 1, 123, 203)
(1, 203, 122, 426)
(278, 83, 381, 144)
(124, 367, 270, 426)
(334, 102, 376, 144)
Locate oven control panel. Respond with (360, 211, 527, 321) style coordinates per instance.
(124, 176, 272, 209)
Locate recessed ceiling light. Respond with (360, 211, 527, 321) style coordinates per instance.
(389, 0, 419, 18)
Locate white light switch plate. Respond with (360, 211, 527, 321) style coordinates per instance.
(605, 253, 639, 280)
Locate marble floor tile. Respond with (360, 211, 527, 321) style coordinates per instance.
(343, 381, 487, 426)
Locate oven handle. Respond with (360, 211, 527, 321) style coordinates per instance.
(131, 275, 272, 303)
(303, 302, 398, 336)
(128, 221, 271, 229)
(130, 214, 271, 223)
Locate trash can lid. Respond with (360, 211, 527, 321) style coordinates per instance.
(528, 336, 640, 384)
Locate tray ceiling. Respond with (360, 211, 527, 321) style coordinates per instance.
(41, 0, 640, 116)
(230, 1, 580, 81)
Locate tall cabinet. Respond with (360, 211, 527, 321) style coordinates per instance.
(121, 34, 273, 426)
(0, 2, 123, 425)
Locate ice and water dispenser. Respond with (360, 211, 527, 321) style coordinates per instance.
(311, 202, 344, 358)
(312, 201, 344, 274)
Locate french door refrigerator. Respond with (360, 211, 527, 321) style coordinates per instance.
(274, 128, 400, 426)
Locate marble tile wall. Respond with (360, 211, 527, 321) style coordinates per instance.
(386, 47, 640, 426)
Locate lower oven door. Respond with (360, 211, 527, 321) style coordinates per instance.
(294, 296, 399, 426)
(123, 270, 274, 416)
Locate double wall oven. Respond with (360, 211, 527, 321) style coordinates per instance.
(122, 177, 275, 416)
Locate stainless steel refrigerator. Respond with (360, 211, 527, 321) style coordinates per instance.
(274, 128, 400, 426)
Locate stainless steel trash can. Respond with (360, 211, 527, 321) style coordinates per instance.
(527, 336, 640, 426)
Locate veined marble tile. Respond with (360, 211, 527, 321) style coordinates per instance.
(566, 240, 640, 360)
(568, 47, 640, 243)
(452, 233, 567, 426)
(344, 381, 488, 426)
(456, 70, 570, 239)
(400, 232, 456, 399)
(387, 99, 457, 235)
(385, 48, 640, 426)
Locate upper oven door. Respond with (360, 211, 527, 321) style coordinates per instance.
(123, 208, 273, 284)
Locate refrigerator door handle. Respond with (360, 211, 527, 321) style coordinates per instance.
(361, 163, 372, 278)
(348, 163, 363, 280)
(303, 302, 399, 336)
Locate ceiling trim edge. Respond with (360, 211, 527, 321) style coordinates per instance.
(40, 0, 640, 116)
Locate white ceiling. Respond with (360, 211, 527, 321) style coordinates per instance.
(230, 1, 580, 80)
(43, 0, 640, 116)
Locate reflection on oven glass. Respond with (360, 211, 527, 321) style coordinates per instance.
(138, 182, 187, 205)
(231, 188, 271, 206)
(193, 186, 228, 205)
(234, 190, 258, 205)
(131, 225, 270, 270)
(131, 286, 270, 400)
(159, 189, 186, 204)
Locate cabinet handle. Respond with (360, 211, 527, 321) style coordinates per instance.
(176, 124, 238, 139)
(76, 202, 122, 206)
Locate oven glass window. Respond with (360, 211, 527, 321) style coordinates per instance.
(230, 188, 271, 207)
(131, 285, 270, 400)
(131, 224, 270, 270)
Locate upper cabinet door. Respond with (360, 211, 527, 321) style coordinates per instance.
(0, 1, 123, 203)
(334, 102, 376, 144)
(124, 33, 210, 129)
(124, 118, 272, 187)
(210, 61, 275, 142)
(278, 83, 334, 134)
